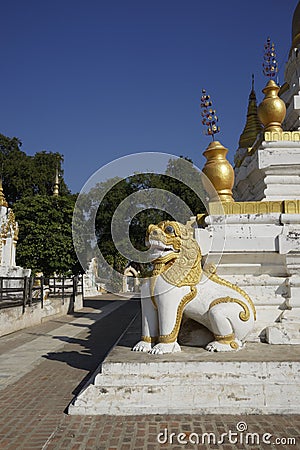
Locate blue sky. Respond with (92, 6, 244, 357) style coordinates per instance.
(0, 0, 297, 193)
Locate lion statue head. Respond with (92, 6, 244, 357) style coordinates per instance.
(146, 220, 202, 287)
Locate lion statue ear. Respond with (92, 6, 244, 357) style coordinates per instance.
(184, 218, 198, 239)
(185, 217, 197, 227)
(184, 217, 212, 257)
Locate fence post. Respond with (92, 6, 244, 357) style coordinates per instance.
(41, 276, 44, 308)
(73, 276, 78, 304)
(0, 278, 3, 303)
(22, 276, 29, 313)
(28, 277, 33, 306)
(81, 275, 84, 301)
(62, 277, 65, 304)
(73, 275, 78, 297)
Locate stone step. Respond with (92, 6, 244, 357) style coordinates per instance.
(69, 315, 300, 415)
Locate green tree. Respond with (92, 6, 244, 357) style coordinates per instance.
(0, 134, 30, 204)
(0, 133, 78, 276)
(85, 158, 206, 276)
(0, 134, 69, 204)
(31, 151, 70, 197)
(14, 195, 80, 276)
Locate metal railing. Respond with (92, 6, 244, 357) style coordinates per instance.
(0, 275, 83, 312)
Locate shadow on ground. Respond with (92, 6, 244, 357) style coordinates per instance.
(43, 298, 141, 397)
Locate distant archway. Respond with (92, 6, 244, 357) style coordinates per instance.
(123, 266, 140, 293)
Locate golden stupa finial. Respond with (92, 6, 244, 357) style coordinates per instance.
(262, 37, 278, 80)
(200, 89, 234, 203)
(239, 74, 263, 148)
(200, 89, 220, 141)
(0, 178, 8, 208)
(258, 38, 286, 133)
(53, 166, 59, 197)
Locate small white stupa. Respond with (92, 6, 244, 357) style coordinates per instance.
(0, 180, 30, 278)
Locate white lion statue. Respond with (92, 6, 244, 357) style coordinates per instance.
(132, 220, 256, 354)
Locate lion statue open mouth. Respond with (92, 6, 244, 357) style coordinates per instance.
(132, 220, 256, 354)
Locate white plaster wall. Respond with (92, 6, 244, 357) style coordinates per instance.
(0, 294, 83, 337)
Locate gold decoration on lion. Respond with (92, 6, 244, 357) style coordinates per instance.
(205, 269, 256, 320)
(214, 332, 238, 348)
(209, 296, 251, 322)
(159, 286, 197, 344)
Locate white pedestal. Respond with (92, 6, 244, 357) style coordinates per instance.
(69, 344, 300, 415)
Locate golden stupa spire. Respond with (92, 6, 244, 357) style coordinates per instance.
(53, 167, 59, 197)
(0, 178, 8, 207)
(239, 75, 263, 148)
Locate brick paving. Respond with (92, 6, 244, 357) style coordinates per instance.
(0, 298, 299, 450)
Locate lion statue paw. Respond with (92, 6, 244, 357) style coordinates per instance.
(149, 342, 181, 355)
(205, 339, 243, 352)
(132, 341, 152, 352)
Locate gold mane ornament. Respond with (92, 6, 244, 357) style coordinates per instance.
(133, 220, 256, 354)
(149, 220, 202, 291)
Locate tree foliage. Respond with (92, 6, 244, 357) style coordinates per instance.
(14, 195, 80, 276)
(1, 133, 207, 280)
(0, 134, 70, 204)
(79, 157, 206, 277)
(0, 133, 76, 276)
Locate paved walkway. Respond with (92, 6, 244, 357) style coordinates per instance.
(0, 298, 125, 390)
(0, 296, 299, 450)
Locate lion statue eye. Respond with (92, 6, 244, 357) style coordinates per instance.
(165, 225, 174, 234)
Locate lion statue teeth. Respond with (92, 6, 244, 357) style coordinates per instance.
(132, 220, 256, 354)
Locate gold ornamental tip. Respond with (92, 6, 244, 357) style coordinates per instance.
(257, 80, 286, 133)
(53, 167, 59, 197)
(202, 140, 235, 203)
